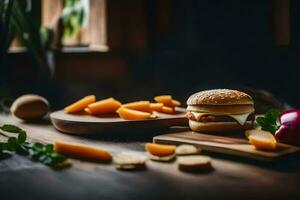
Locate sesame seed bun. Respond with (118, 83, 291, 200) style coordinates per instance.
(187, 89, 253, 106)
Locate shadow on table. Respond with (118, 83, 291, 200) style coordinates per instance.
(204, 150, 300, 172)
(79, 126, 190, 142)
(0, 152, 11, 160)
(20, 117, 52, 125)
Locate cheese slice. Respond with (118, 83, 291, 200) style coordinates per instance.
(192, 112, 207, 120)
(228, 112, 252, 125)
(190, 112, 252, 125)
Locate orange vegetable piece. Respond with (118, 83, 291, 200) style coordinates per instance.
(172, 99, 181, 107)
(64, 95, 96, 113)
(122, 101, 151, 112)
(117, 107, 151, 120)
(154, 95, 174, 107)
(54, 140, 112, 162)
(88, 97, 121, 114)
(146, 143, 176, 157)
(84, 108, 92, 114)
(161, 106, 175, 114)
(150, 103, 164, 112)
(245, 129, 277, 150)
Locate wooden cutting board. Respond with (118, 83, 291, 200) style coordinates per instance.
(50, 108, 188, 135)
(153, 131, 300, 161)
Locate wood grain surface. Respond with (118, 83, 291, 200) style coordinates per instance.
(153, 131, 300, 161)
(50, 108, 187, 135)
(1, 114, 300, 200)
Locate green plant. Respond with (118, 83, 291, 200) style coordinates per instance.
(0, 124, 67, 167)
(0, 0, 15, 106)
(10, 0, 49, 72)
(61, 0, 89, 41)
(256, 109, 281, 134)
(0, 0, 14, 63)
(2, 0, 89, 62)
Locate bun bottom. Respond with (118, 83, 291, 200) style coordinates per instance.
(189, 120, 253, 133)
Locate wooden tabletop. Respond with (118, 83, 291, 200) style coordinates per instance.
(0, 114, 300, 200)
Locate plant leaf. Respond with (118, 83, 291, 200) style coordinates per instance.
(17, 131, 27, 143)
(44, 144, 54, 152)
(1, 124, 24, 133)
(0, 121, 67, 167)
(266, 109, 280, 121)
(7, 137, 18, 151)
(256, 109, 281, 134)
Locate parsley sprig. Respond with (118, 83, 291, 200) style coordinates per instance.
(0, 124, 67, 167)
(256, 109, 281, 134)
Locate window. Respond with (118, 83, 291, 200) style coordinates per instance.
(42, 0, 108, 51)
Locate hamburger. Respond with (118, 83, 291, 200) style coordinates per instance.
(186, 89, 255, 133)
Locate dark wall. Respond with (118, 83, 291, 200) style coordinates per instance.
(129, 0, 300, 107)
(5, 0, 300, 109)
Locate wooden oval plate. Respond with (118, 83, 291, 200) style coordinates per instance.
(50, 108, 188, 135)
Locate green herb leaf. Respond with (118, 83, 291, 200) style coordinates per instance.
(0, 142, 4, 152)
(256, 109, 281, 134)
(17, 131, 27, 143)
(0, 124, 67, 167)
(1, 124, 24, 133)
(44, 144, 54, 152)
(33, 143, 43, 151)
(7, 137, 18, 151)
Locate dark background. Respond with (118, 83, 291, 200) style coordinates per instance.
(5, 0, 300, 108)
(129, 0, 300, 107)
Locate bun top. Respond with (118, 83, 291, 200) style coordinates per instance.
(187, 89, 253, 106)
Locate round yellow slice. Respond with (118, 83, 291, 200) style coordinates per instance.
(147, 152, 175, 162)
(177, 155, 212, 172)
(175, 145, 201, 156)
(113, 152, 147, 170)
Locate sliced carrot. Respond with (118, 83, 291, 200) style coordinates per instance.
(84, 107, 92, 114)
(161, 106, 175, 114)
(117, 107, 151, 120)
(146, 143, 176, 157)
(154, 95, 174, 107)
(54, 140, 112, 162)
(249, 136, 276, 150)
(122, 101, 151, 112)
(150, 103, 164, 112)
(88, 97, 121, 114)
(246, 129, 277, 150)
(64, 95, 96, 113)
(172, 99, 181, 107)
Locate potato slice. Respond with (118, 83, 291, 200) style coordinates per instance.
(64, 95, 96, 113)
(147, 152, 175, 162)
(54, 140, 112, 162)
(88, 97, 121, 114)
(117, 107, 151, 120)
(175, 145, 201, 156)
(150, 103, 164, 112)
(177, 155, 212, 172)
(145, 143, 176, 157)
(113, 152, 147, 170)
(245, 129, 277, 150)
(122, 101, 151, 113)
(154, 95, 173, 107)
(161, 106, 175, 114)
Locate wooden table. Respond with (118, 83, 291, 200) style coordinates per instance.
(0, 114, 300, 200)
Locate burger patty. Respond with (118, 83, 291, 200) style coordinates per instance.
(186, 112, 255, 123)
